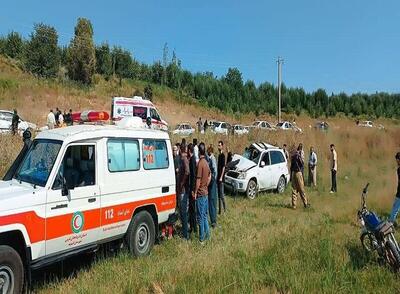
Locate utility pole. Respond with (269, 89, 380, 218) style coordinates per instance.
(277, 57, 284, 123)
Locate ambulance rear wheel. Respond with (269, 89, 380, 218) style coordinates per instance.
(0, 245, 24, 294)
(126, 211, 155, 257)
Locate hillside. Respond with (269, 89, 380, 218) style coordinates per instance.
(1, 55, 400, 293)
(0, 55, 242, 128)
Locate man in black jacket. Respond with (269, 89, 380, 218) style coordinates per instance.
(389, 152, 400, 223)
(291, 150, 309, 209)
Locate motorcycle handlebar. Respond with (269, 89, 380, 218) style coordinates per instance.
(363, 183, 370, 194)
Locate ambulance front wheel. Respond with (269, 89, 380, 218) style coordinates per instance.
(126, 211, 155, 257)
(0, 245, 24, 294)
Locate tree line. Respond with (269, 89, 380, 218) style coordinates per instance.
(0, 18, 399, 119)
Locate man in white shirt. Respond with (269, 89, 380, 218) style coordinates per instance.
(58, 112, 64, 127)
(330, 144, 338, 193)
(308, 147, 318, 187)
(47, 109, 56, 129)
(193, 138, 199, 163)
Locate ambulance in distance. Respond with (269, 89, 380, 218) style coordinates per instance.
(0, 117, 176, 293)
(111, 96, 168, 131)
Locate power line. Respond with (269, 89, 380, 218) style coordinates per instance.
(277, 57, 284, 123)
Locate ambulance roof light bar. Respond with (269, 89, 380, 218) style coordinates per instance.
(72, 110, 110, 123)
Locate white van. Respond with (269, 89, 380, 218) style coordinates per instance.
(0, 118, 176, 293)
(111, 96, 168, 131)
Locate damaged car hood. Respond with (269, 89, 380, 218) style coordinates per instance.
(230, 154, 257, 172)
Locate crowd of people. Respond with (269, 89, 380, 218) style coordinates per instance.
(47, 108, 73, 129)
(172, 135, 344, 242)
(173, 138, 231, 243)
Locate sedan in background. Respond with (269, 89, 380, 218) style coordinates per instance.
(232, 124, 249, 135)
(212, 121, 231, 135)
(275, 121, 302, 133)
(172, 123, 195, 136)
(0, 110, 37, 135)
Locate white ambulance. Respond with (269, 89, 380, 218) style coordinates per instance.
(0, 117, 176, 293)
(111, 96, 168, 131)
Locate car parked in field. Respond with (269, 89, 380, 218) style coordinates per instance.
(315, 121, 329, 131)
(275, 121, 302, 133)
(224, 142, 290, 199)
(250, 120, 275, 131)
(172, 123, 195, 136)
(232, 124, 249, 135)
(356, 120, 384, 130)
(212, 121, 231, 135)
(0, 110, 37, 135)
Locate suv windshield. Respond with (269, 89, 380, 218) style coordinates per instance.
(243, 147, 261, 164)
(14, 139, 62, 187)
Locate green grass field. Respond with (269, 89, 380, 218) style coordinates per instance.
(1, 126, 399, 293)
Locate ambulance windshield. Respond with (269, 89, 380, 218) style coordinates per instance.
(14, 139, 62, 187)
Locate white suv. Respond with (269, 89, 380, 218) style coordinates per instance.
(224, 142, 290, 199)
(0, 118, 176, 292)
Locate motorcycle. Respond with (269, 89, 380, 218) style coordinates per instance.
(358, 183, 400, 271)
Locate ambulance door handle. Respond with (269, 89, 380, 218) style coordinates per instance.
(51, 204, 68, 210)
(88, 198, 96, 203)
(162, 186, 169, 193)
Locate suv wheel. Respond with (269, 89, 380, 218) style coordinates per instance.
(0, 245, 24, 294)
(276, 176, 286, 194)
(126, 211, 155, 257)
(246, 179, 258, 200)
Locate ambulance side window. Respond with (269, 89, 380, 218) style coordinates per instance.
(150, 108, 161, 121)
(53, 145, 96, 190)
(143, 139, 169, 170)
(107, 139, 140, 172)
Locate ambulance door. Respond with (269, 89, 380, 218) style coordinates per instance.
(45, 143, 100, 256)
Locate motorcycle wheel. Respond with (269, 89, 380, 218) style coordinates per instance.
(385, 238, 400, 272)
(361, 232, 377, 252)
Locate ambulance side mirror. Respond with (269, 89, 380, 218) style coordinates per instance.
(61, 177, 71, 201)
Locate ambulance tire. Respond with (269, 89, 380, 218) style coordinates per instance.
(126, 211, 155, 257)
(0, 245, 24, 294)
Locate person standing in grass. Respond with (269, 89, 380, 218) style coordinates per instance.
(308, 146, 318, 187)
(389, 152, 400, 223)
(11, 109, 20, 135)
(298, 143, 305, 179)
(178, 143, 190, 240)
(196, 117, 203, 133)
(188, 143, 197, 235)
(330, 144, 338, 193)
(217, 140, 227, 214)
(193, 143, 211, 243)
(47, 109, 56, 130)
(207, 145, 218, 227)
(283, 144, 289, 160)
(173, 144, 181, 210)
(193, 138, 199, 163)
(291, 150, 309, 209)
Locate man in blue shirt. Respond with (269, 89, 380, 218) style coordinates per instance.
(389, 152, 400, 223)
(308, 147, 318, 187)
